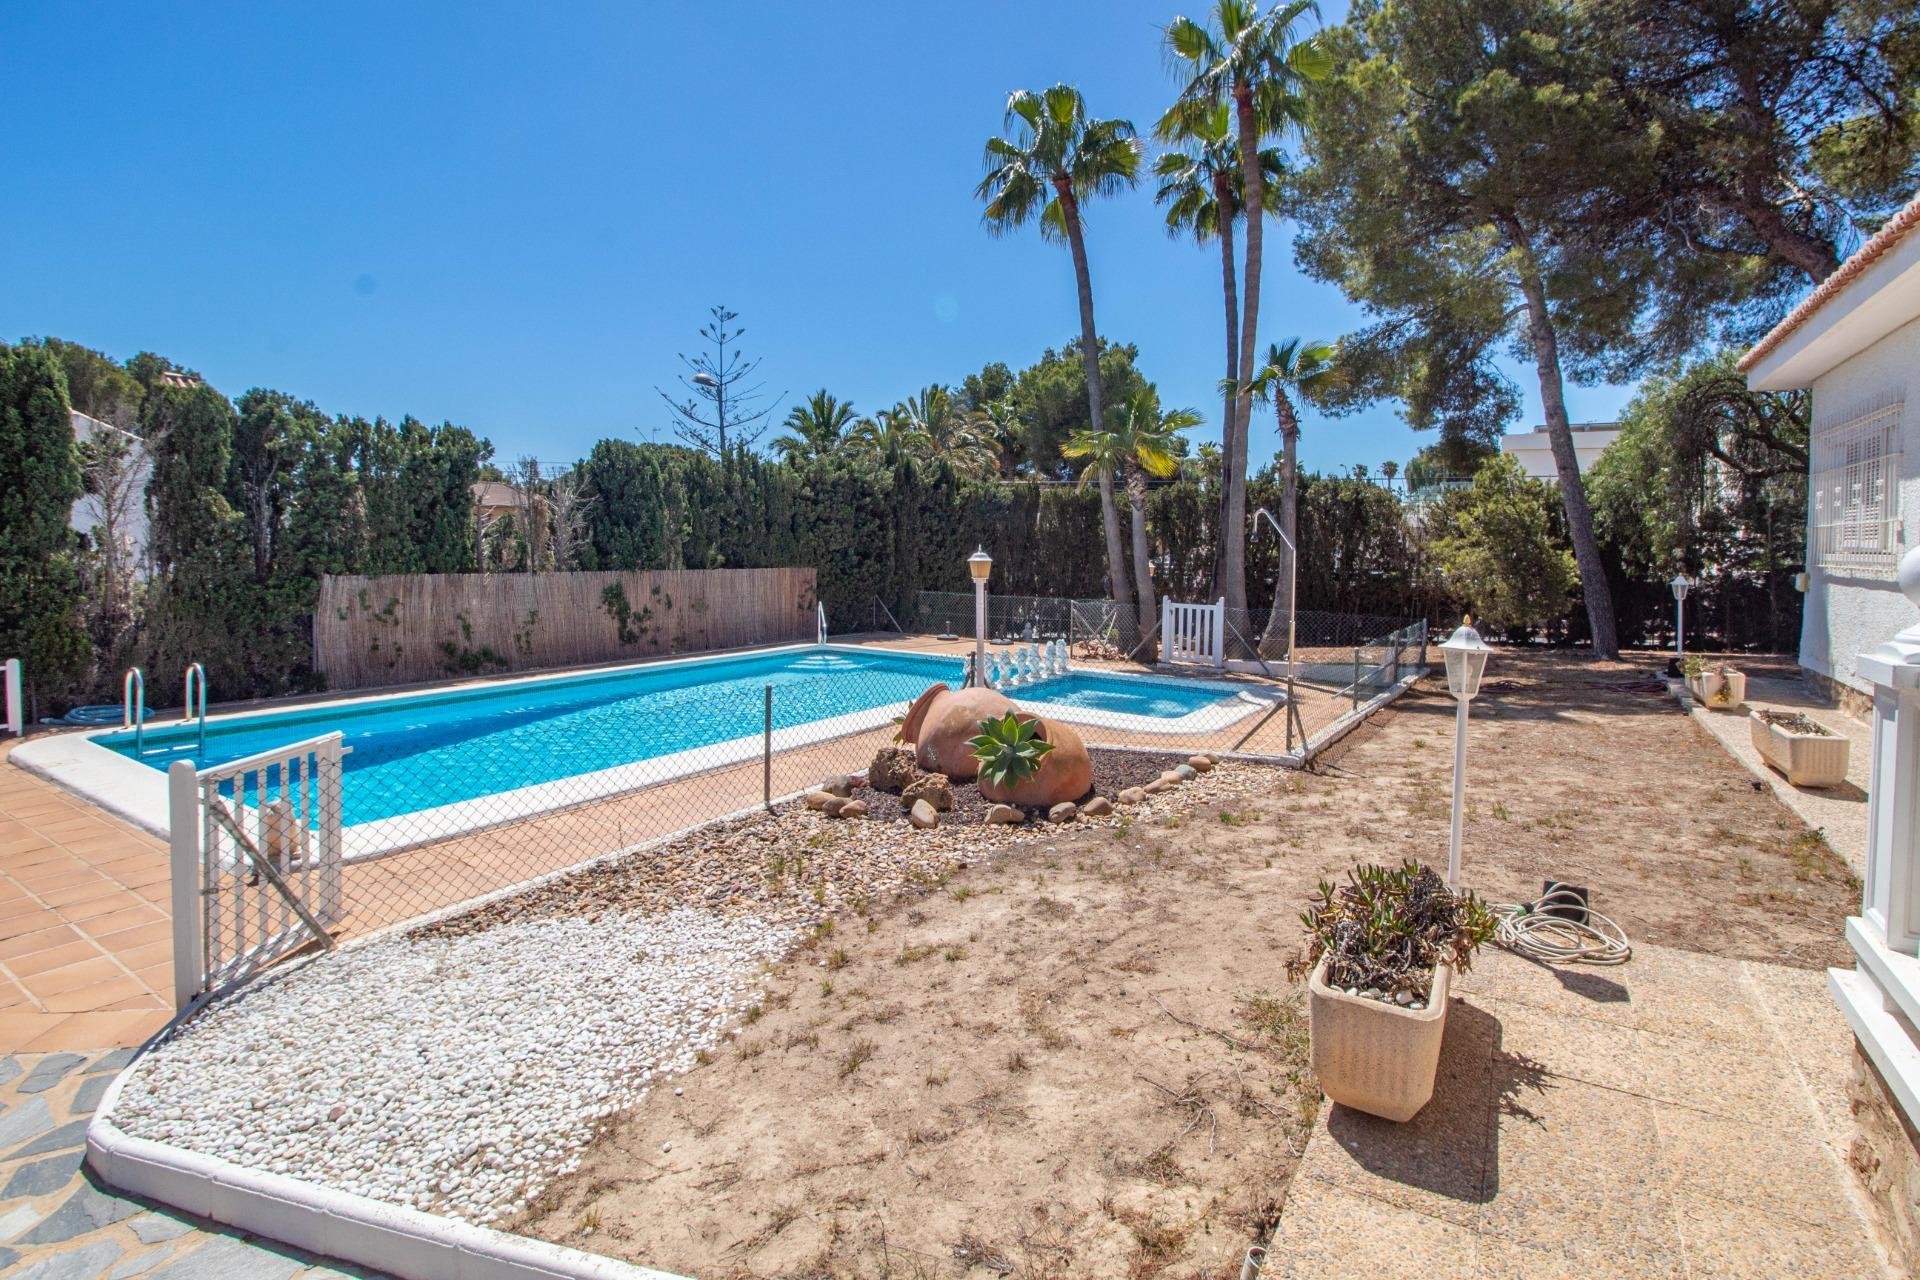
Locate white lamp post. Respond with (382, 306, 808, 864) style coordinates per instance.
(1670, 573, 1693, 660)
(1439, 618, 1491, 890)
(968, 548, 993, 686)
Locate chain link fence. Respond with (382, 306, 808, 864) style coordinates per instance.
(155, 620, 1427, 1002)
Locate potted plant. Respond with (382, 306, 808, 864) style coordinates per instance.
(1287, 862, 1496, 1123)
(1682, 656, 1746, 709)
(1750, 709, 1851, 787)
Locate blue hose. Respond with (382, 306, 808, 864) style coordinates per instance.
(58, 704, 144, 726)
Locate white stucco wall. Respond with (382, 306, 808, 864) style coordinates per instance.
(68, 411, 153, 576)
(1800, 312, 1920, 693)
(1499, 425, 1620, 481)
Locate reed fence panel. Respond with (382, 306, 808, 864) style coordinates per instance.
(315, 568, 818, 690)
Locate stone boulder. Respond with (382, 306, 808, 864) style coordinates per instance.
(908, 799, 939, 830)
(868, 745, 919, 792)
(1082, 796, 1114, 817)
(977, 714, 1093, 810)
(837, 799, 869, 819)
(986, 803, 1024, 825)
(901, 772, 954, 812)
(1048, 801, 1078, 824)
(900, 683, 1016, 780)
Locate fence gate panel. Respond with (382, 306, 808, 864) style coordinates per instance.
(170, 732, 345, 1007)
(1161, 597, 1226, 667)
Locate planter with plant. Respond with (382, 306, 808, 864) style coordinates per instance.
(1682, 656, 1746, 710)
(1750, 709, 1851, 787)
(968, 710, 1093, 809)
(1287, 861, 1496, 1122)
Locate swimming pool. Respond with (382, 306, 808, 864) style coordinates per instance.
(21, 645, 1273, 852)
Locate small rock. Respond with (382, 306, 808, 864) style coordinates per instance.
(1142, 779, 1170, 796)
(1047, 802, 1078, 824)
(328, 1105, 346, 1122)
(986, 804, 1024, 825)
(837, 799, 869, 819)
(1394, 991, 1414, 1005)
(1081, 796, 1113, 817)
(821, 796, 849, 817)
(1117, 787, 1146, 805)
(1174, 763, 1198, 781)
(901, 773, 954, 812)
(908, 799, 939, 830)
(1187, 755, 1215, 773)
(804, 790, 838, 811)
(868, 746, 918, 792)
(820, 776, 854, 798)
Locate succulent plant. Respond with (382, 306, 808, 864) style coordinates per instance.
(967, 711, 1054, 791)
(1285, 861, 1497, 1000)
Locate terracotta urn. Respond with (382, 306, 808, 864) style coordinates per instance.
(977, 714, 1093, 808)
(900, 683, 1015, 781)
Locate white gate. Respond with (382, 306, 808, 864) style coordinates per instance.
(1161, 596, 1226, 667)
(168, 732, 346, 1008)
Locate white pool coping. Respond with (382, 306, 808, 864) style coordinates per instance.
(14, 643, 1279, 860)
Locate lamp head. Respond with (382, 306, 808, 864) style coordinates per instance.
(1670, 573, 1692, 601)
(1440, 615, 1490, 701)
(967, 547, 993, 584)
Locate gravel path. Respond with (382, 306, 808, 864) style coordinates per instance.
(112, 908, 786, 1224)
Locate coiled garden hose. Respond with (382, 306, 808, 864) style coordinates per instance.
(1492, 886, 1632, 965)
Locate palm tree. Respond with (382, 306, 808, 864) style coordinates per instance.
(1380, 459, 1398, 492)
(847, 406, 928, 457)
(1246, 337, 1339, 645)
(968, 397, 1025, 477)
(1162, 0, 1328, 615)
(1154, 100, 1285, 597)
(979, 84, 1143, 621)
(772, 389, 856, 463)
(1119, 391, 1199, 631)
(903, 385, 998, 478)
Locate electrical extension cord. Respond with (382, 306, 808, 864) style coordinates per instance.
(1492, 886, 1632, 965)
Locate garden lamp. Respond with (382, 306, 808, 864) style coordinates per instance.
(1670, 573, 1692, 658)
(1439, 618, 1490, 890)
(968, 548, 993, 686)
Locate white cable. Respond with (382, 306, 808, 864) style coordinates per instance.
(1492, 887, 1632, 965)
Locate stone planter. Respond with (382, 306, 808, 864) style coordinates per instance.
(1308, 955, 1452, 1123)
(1750, 710, 1852, 788)
(1688, 669, 1747, 710)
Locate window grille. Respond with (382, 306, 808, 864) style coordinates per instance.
(1810, 401, 1903, 573)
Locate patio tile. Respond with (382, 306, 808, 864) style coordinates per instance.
(1650, 1104, 1851, 1228)
(1478, 1077, 1683, 1274)
(17, 1009, 170, 1052)
(6, 941, 106, 979)
(78, 904, 166, 940)
(42, 977, 150, 1013)
(119, 942, 173, 971)
(1671, 1189, 1886, 1279)
(93, 921, 173, 952)
(0, 927, 82, 963)
(1264, 1176, 1489, 1280)
(20, 956, 125, 1000)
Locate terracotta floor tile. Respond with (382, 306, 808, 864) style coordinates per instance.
(19, 869, 110, 898)
(131, 963, 171, 993)
(77, 903, 166, 939)
(0, 1010, 70, 1053)
(20, 953, 124, 998)
(48, 888, 148, 924)
(5, 937, 105, 977)
(121, 940, 174, 969)
(18, 1007, 169, 1051)
(42, 975, 150, 1012)
(94, 919, 174, 951)
(0, 923, 82, 961)
(103, 992, 169, 1011)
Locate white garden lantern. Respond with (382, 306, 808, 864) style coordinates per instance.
(1670, 573, 1693, 658)
(1439, 619, 1490, 889)
(968, 548, 993, 686)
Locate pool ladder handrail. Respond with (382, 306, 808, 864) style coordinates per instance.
(183, 662, 208, 755)
(123, 666, 146, 756)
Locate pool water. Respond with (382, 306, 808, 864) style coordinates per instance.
(98, 648, 1247, 826)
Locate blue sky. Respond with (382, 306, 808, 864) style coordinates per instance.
(2, 1, 1633, 480)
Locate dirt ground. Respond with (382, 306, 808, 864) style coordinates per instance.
(515, 649, 1858, 1279)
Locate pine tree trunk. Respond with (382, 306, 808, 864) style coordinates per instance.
(1505, 219, 1620, 659)
(1127, 460, 1157, 635)
(1213, 175, 1241, 607)
(1057, 181, 1134, 621)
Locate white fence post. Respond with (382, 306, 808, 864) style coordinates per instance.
(1158, 596, 1170, 664)
(167, 760, 204, 1010)
(2, 658, 20, 737)
(1212, 597, 1226, 668)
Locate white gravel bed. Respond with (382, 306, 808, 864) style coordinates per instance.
(112, 906, 790, 1224)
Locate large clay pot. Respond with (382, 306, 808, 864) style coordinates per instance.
(977, 714, 1093, 808)
(901, 683, 1015, 781)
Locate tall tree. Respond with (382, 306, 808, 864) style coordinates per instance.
(655, 305, 782, 455)
(1153, 101, 1287, 561)
(0, 345, 90, 706)
(904, 385, 998, 478)
(1246, 338, 1339, 640)
(1598, 0, 1920, 287)
(1292, 0, 1649, 656)
(1163, 0, 1328, 614)
(772, 390, 857, 462)
(978, 84, 1143, 619)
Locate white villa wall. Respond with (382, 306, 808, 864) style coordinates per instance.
(1800, 313, 1920, 694)
(69, 410, 152, 575)
(1499, 424, 1619, 481)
